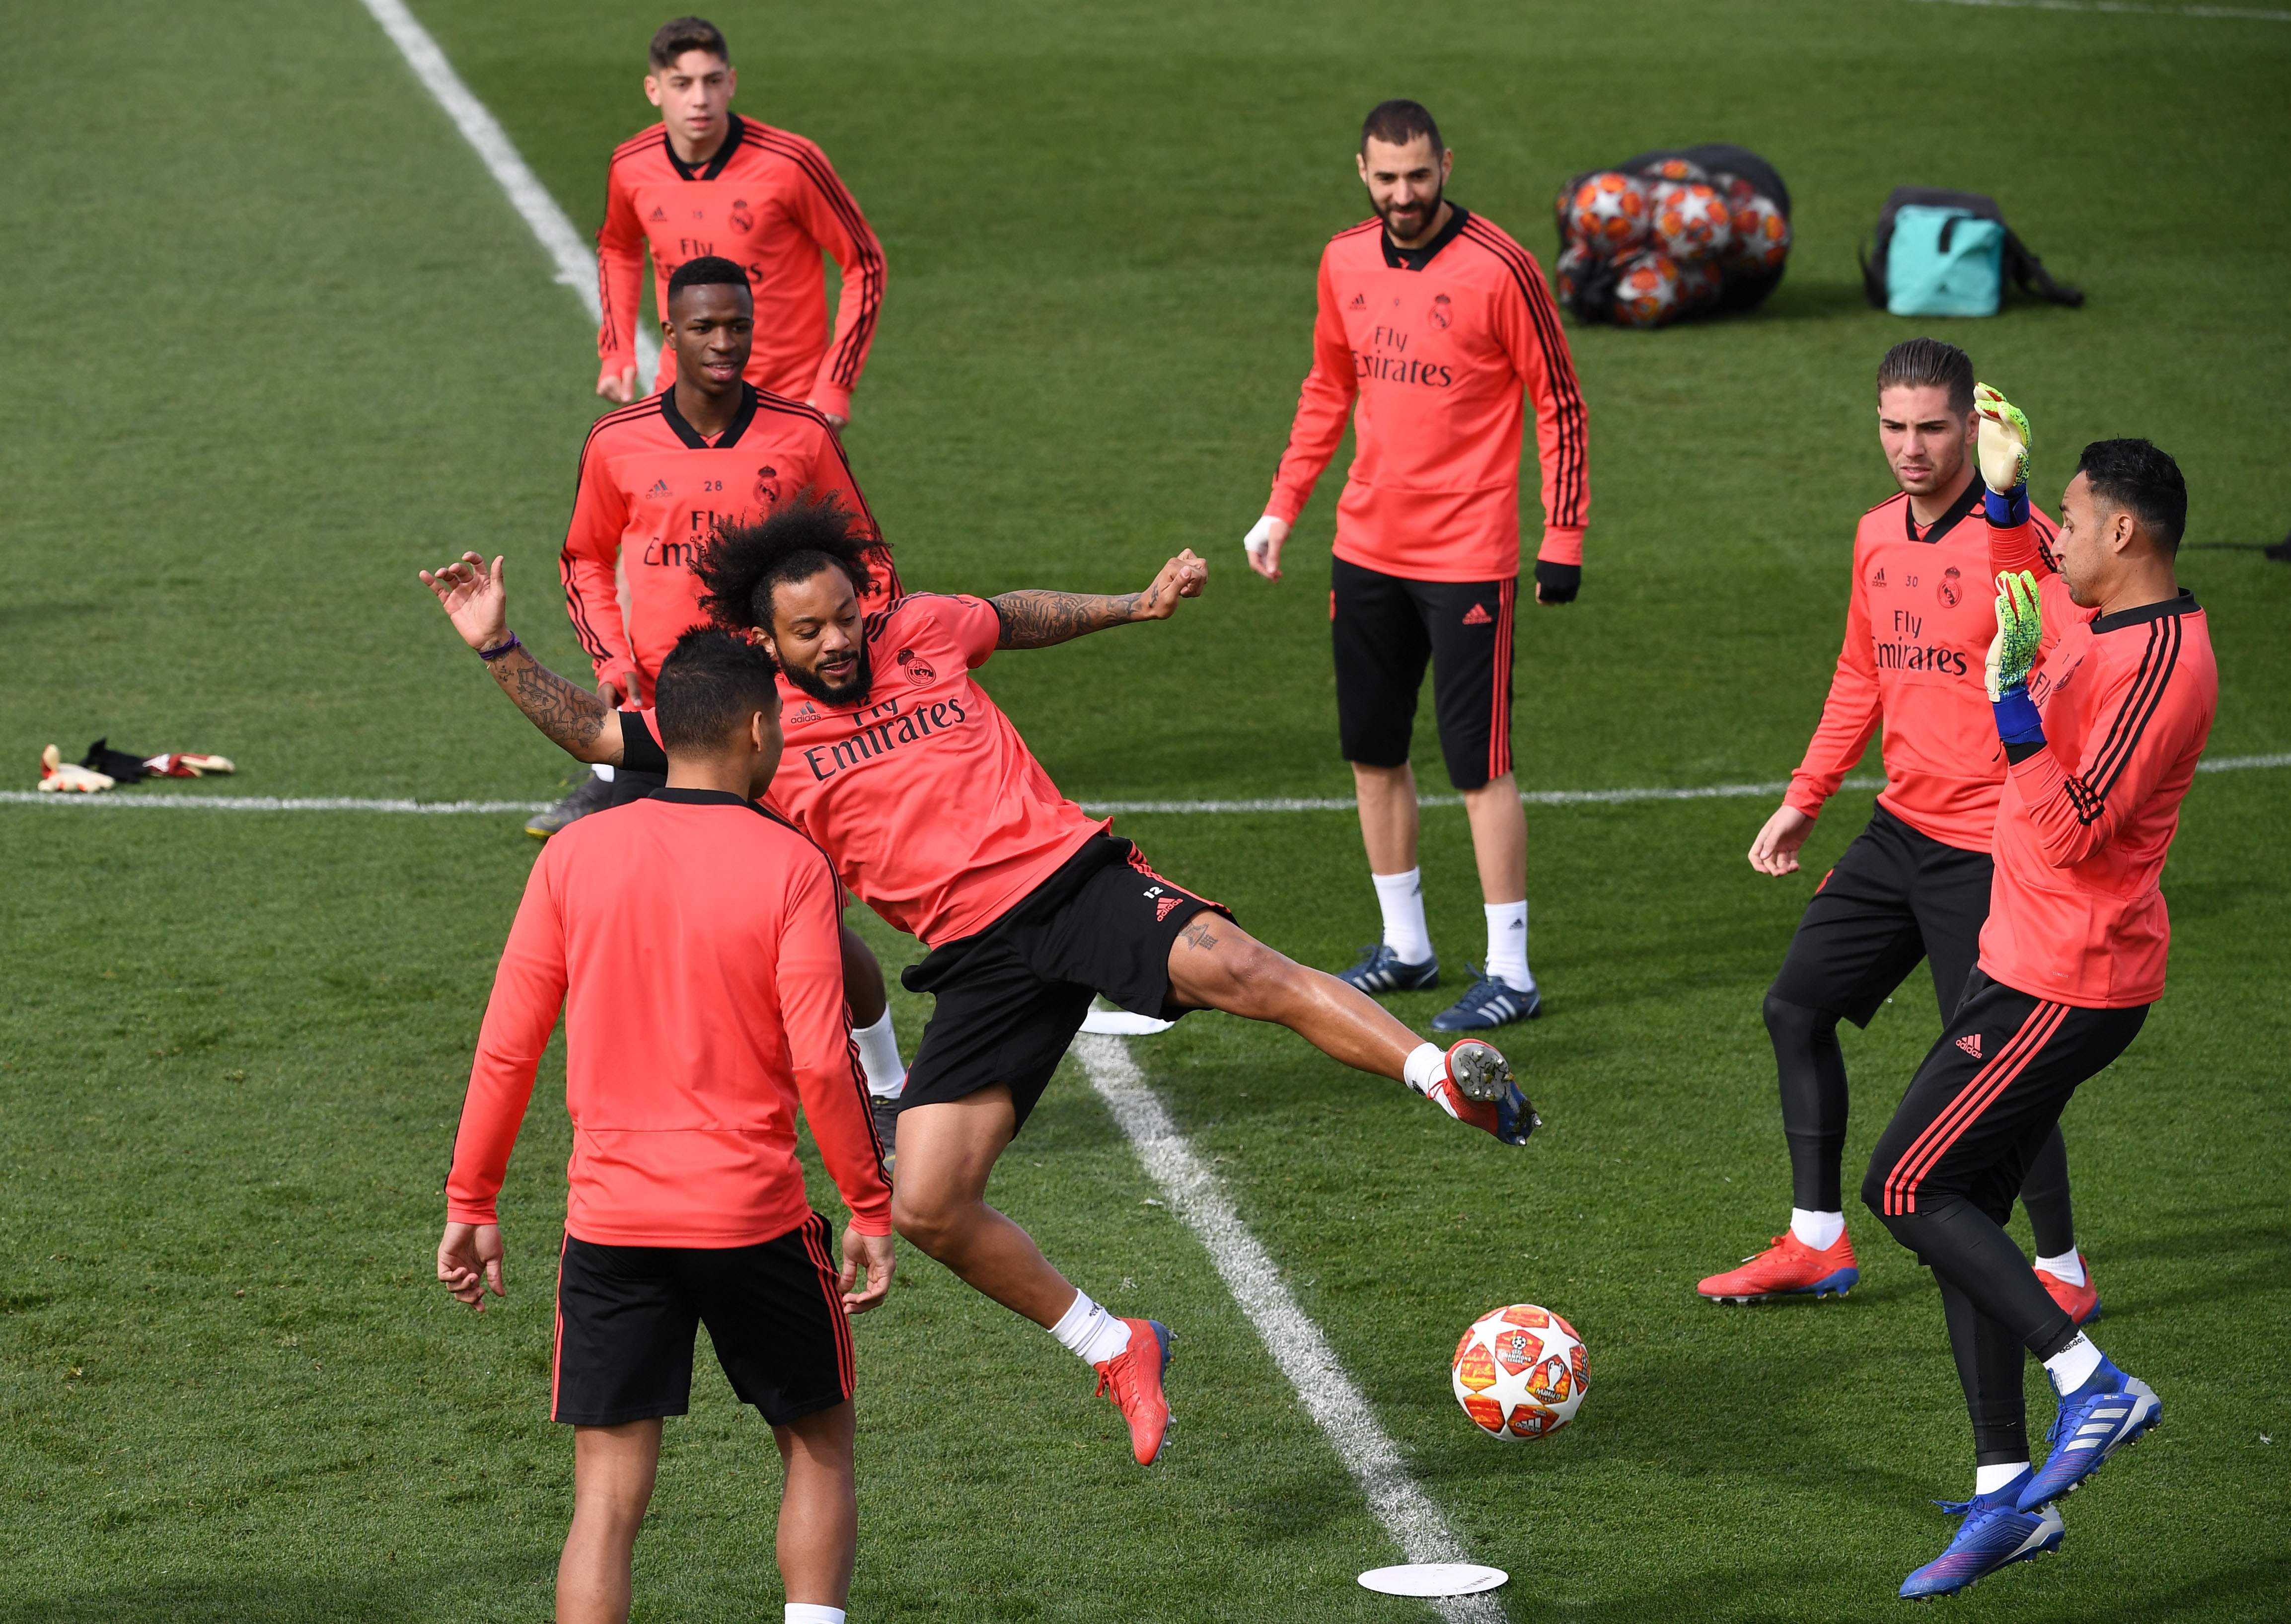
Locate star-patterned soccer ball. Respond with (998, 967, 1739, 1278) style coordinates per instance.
(1565, 171, 1652, 258)
(1611, 250, 1685, 328)
(1726, 193, 1792, 274)
(1675, 256, 1723, 311)
(1637, 155, 1710, 185)
(1452, 1304, 1589, 1440)
(1650, 181, 1736, 262)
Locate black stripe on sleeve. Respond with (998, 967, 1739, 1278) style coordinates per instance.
(1459, 221, 1589, 530)
(749, 131, 885, 389)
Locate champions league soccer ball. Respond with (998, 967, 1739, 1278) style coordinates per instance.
(1451, 1304, 1589, 1440)
(1650, 181, 1735, 262)
(1566, 171, 1652, 258)
(1675, 257, 1722, 311)
(1637, 155, 1709, 184)
(1553, 243, 1597, 307)
(1611, 250, 1685, 328)
(1726, 192, 1792, 274)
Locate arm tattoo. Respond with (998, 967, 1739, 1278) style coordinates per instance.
(1177, 918, 1219, 952)
(991, 587, 1153, 649)
(488, 646, 618, 761)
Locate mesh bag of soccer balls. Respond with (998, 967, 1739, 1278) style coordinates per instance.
(1551, 144, 1793, 329)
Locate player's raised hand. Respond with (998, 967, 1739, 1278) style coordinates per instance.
(839, 1224, 895, 1315)
(1986, 569, 2044, 700)
(805, 398, 850, 435)
(438, 1221, 505, 1312)
(1748, 803, 1815, 876)
(1972, 383, 2032, 493)
(1136, 549, 1208, 619)
(419, 553, 511, 652)
(1244, 515, 1290, 582)
(598, 363, 640, 405)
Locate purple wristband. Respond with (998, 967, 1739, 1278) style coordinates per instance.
(477, 632, 521, 662)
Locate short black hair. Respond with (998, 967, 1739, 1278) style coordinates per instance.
(1360, 100, 1443, 159)
(653, 627, 779, 750)
(649, 16, 729, 70)
(694, 492, 880, 634)
(666, 255, 751, 305)
(2076, 438, 2187, 554)
(1877, 337, 1975, 418)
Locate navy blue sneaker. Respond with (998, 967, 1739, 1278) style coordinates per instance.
(1431, 965, 1541, 1031)
(1899, 1474, 2064, 1599)
(2016, 1357, 2160, 1509)
(1338, 943, 1439, 994)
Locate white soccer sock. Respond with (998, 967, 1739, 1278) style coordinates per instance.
(852, 1008, 906, 1099)
(1482, 900, 1532, 990)
(1049, 1290, 1132, 1366)
(591, 762, 615, 782)
(2044, 1332, 2104, 1394)
(2036, 1249, 2085, 1287)
(1975, 1461, 2029, 1497)
(1402, 1041, 1448, 1097)
(1790, 1208, 1846, 1251)
(786, 1606, 846, 1624)
(1371, 869, 1434, 964)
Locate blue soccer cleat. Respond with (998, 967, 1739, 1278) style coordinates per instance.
(2016, 1358, 2161, 1510)
(1431, 965, 1541, 1031)
(1899, 1474, 2065, 1599)
(1338, 942, 1440, 994)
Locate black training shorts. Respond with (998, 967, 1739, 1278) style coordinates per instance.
(1770, 805, 1993, 1028)
(1330, 555, 1516, 792)
(1863, 971, 2146, 1227)
(551, 1216, 853, 1428)
(897, 835, 1233, 1133)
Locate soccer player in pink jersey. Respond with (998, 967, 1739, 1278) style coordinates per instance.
(422, 501, 1537, 1467)
(1243, 100, 1590, 1034)
(594, 17, 884, 430)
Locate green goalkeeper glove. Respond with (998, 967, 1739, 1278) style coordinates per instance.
(1972, 382, 2032, 494)
(1985, 569, 2044, 701)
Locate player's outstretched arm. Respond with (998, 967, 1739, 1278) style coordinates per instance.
(417, 553, 627, 766)
(991, 549, 1208, 649)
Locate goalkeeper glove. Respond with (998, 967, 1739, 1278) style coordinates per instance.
(38, 744, 114, 793)
(1986, 566, 2045, 723)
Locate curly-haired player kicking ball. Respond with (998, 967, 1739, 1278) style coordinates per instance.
(421, 500, 1536, 1467)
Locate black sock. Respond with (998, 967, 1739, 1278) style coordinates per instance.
(2020, 1126, 2076, 1259)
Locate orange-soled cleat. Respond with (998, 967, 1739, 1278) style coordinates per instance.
(1698, 1229, 1859, 1304)
(1093, 1318, 1174, 1464)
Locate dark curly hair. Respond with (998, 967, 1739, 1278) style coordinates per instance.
(654, 627, 779, 749)
(693, 492, 878, 634)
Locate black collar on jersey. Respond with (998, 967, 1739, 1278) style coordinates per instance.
(664, 111, 746, 182)
(2091, 588, 2199, 635)
(662, 381, 759, 450)
(1905, 470, 1984, 547)
(648, 787, 756, 808)
(1381, 204, 1472, 271)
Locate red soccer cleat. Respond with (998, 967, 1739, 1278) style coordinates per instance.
(1421, 1039, 1539, 1145)
(1698, 1229, 1859, 1304)
(1093, 1318, 1174, 1464)
(2035, 1252, 2102, 1327)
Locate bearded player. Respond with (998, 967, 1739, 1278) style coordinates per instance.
(1701, 340, 2093, 1323)
(421, 502, 1537, 1468)
(1244, 99, 1589, 1034)
(539, 256, 910, 1138)
(1876, 395, 2211, 1598)
(595, 16, 884, 429)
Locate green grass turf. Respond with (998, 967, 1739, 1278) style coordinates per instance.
(2, 0, 2288, 1618)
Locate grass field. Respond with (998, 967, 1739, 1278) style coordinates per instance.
(3, 0, 2289, 1619)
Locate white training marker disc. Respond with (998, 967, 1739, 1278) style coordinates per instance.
(1357, 1562, 1509, 1598)
(1078, 1007, 1175, 1036)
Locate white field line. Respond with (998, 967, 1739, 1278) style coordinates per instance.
(10, 753, 2284, 816)
(1073, 1035, 1508, 1624)
(1905, 0, 2291, 18)
(355, 0, 659, 380)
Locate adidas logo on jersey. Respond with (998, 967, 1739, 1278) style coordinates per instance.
(650, 206, 668, 222)
(1462, 603, 1493, 626)
(646, 479, 671, 498)
(1956, 1033, 1984, 1059)
(1156, 896, 1184, 923)
(1349, 292, 1367, 309)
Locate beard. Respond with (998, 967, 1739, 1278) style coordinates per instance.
(1376, 183, 1444, 241)
(782, 641, 874, 708)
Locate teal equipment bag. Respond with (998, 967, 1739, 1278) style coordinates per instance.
(1860, 186, 2083, 317)
(1885, 206, 2006, 316)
